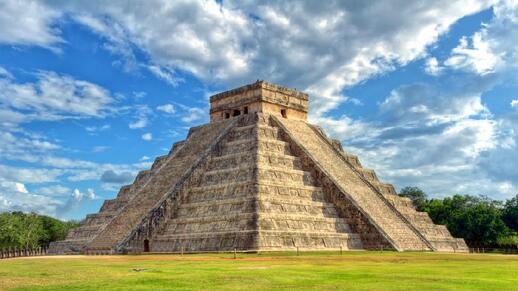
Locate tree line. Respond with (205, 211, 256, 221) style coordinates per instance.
(399, 187, 518, 248)
(1, 188, 517, 250)
(0, 211, 80, 249)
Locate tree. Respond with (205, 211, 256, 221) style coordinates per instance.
(0, 211, 80, 249)
(502, 194, 518, 231)
(0, 212, 23, 248)
(398, 186, 427, 211)
(18, 212, 44, 249)
(423, 195, 509, 246)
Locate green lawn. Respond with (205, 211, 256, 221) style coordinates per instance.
(1, 251, 517, 290)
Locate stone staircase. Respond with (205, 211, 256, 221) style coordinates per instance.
(52, 112, 466, 254)
(150, 114, 363, 252)
(328, 134, 468, 252)
(48, 155, 168, 254)
(273, 116, 433, 251)
(51, 79, 469, 255)
(82, 119, 234, 254)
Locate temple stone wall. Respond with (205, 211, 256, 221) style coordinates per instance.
(51, 81, 467, 254)
(147, 113, 362, 252)
(210, 80, 308, 122)
(83, 119, 235, 254)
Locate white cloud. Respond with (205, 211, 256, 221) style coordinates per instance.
(0, 131, 60, 162)
(380, 83, 487, 124)
(85, 124, 111, 133)
(0, 176, 61, 215)
(140, 156, 150, 161)
(14, 182, 28, 194)
(0, 66, 13, 79)
(74, 14, 137, 71)
(3, 0, 518, 211)
(0, 165, 63, 184)
(0, 69, 115, 124)
(157, 104, 176, 114)
(7, 0, 489, 118)
(181, 107, 205, 123)
(314, 74, 518, 199)
(444, 32, 501, 75)
(33, 185, 70, 197)
(141, 133, 152, 141)
(129, 119, 147, 129)
(0, 0, 62, 49)
(147, 65, 183, 87)
(0, 180, 29, 194)
(72, 188, 82, 200)
(512, 100, 518, 108)
(128, 105, 151, 129)
(424, 57, 443, 76)
(70, 188, 96, 202)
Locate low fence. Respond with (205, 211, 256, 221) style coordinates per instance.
(2, 246, 517, 259)
(469, 247, 518, 254)
(0, 246, 48, 259)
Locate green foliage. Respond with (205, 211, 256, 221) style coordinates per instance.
(399, 186, 518, 247)
(496, 234, 518, 247)
(423, 195, 509, 246)
(398, 186, 427, 211)
(0, 211, 80, 249)
(502, 194, 518, 231)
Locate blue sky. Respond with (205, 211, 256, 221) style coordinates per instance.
(1, 0, 517, 220)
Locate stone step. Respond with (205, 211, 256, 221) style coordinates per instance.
(151, 155, 169, 171)
(69, 224, 106, 233)
(166, 212, 352, 234)
(176, 196, 339, 219)
(170, 140, 185, 155)
(374, 183, 398, 196)
(257, 200, 339, 217)
(384, 195, 414, 208)
(200, 166, 255, 186)
(186, 182, 325, 203)
(84, 211, 116, 225)
(155, 230, 358, 240)
(343, 154, 362, 168)
(115, 185, 132, 200)
(220, 138, 292, 156)
(256, 153, 302, 170)
(257, 167, 315, 185)
(150, 230, 362, 252)
(100, 198, 125, 212)
(134, 169, 152, 185)
(358, 168, 379, 183)
(398, 210, 435, 224)
(181, 195, 334, 210)
(208, 152, 302, 171)
(200, 166, 314, 187)
(85, 119, 237, 252)
(48, 240, 87, 254)
(168, 211, 349, 224)
(259, 231, 363, 250)
(273, 118, 434, 250)
(226, 124, 281, 142)
(151, 231, 257, 252)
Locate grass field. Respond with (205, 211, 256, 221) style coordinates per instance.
(1, 251, 517, 290)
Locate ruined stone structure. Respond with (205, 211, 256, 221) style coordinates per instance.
(49, 81, 468, 254)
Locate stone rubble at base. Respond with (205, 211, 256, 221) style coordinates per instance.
(49, 80, 468, 255)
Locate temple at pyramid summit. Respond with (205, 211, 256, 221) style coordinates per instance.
(49, 81, 468, 254)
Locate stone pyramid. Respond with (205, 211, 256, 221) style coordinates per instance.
(49, 81, 468, 254)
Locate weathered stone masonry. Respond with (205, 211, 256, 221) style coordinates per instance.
(49, 80, 468, 254)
